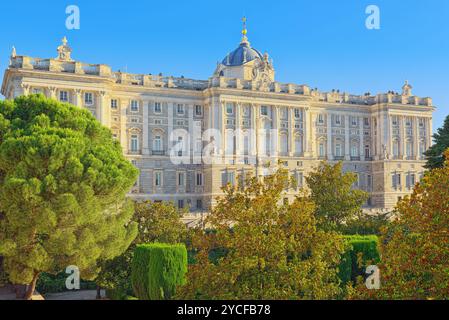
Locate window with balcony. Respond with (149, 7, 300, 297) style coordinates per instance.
(153, 135, 163, 153)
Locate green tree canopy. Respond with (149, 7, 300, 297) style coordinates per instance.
(177, 169, 346, 300)
(425, 115, 449, 170)
(96, 201, 188, 298)
(353, 149, 449, 300)
(0, 95, 138, 299)
(305, 162, 368, 231)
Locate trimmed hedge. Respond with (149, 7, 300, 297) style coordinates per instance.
(339, 235, 380, 285)
(131, 243, 187, 300)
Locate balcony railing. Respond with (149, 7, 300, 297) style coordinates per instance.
(152, 150, 165, 156)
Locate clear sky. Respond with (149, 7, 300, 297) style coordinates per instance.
(1, 0, 448, 131)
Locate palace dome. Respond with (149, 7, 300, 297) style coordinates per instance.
(222, 41, 264, 67)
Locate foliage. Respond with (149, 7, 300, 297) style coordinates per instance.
(131, 243, 187, 300)
(353, 150, 449, 300)
(0, 95, 138, 298)
(36, 272, 96, 294)
(338, 235, 380, 286)
(306, 162, 368, 231)
(425, 115, 449, 170)
(96, 201, 188, 298)
(134, 201, 188, 244)
(341, 212, 391, 236)
(177, 169, 346, 300)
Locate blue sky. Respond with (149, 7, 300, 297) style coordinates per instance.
(1, 0, 448, 131)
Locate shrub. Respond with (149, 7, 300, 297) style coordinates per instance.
(339, 235, 380, 285)
(131, 243, 187, 300)
(36, 272, 96, 294)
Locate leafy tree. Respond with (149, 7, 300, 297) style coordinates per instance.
(340, 211, 391, 236)
(96, 201, 188, 299)
(306, 162, 368, 231)
(0, 95, 138, 299)
(425, 115, 449, 170)
(353, 149, 449, 300)
(177, 169, 346, 300)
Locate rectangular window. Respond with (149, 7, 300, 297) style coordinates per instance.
(351, 117, 357, 126)
(196, 199, 203, 210)
(195, 105, 203, 116)
(59, 91, 68, 102)
(131, 100, 139, 112)
(178, 200, 185, 209)
(318, 114, 324, 124)
(130, 135, 138, 152)
(392, 116, 398, 126)
(178, 172, 185, 187)
(335, 115, 341, 125)
(364, 118, 370, 126)
(111, 99, 118, 109)
(177, 104, 184, 114)
(84, 93, 93, 105)
(154, 102, 162, 113)
(154, 171, 162, 187)
(260, 106, 268, 116)
(226, 103, 234, 115)
(294, 109, 301, 119)
(196, 173, 203, 186)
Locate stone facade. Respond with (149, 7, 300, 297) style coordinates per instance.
(1, 33, 435, 213)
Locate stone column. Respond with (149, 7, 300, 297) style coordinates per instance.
(74, 89, 82, 107)
(345, 115, 350, 160)
(251, 104, 258, 158)
(359, 117, 365, 161)
(399, 116, 405, 159)
(235, 103, 242, 158)
(96, 91, 108, 126)
(272, 106, 279, 157)
(413, 117, 419, 160)
(120, 99, 128, 153)
(427, 117, 433, 150)
(142, 100, 150, 155)
(188, 104, 194, 160)
(310, 112, 317, 158)
(20, 83, 30, 96)
(167, 102, 174, 153)
(48, 86, 57, 100)
(289, 107, 295, 157)
(303, 107, 309, 157)
(221, 101, 226, 156)
(327, 114, 333, 160)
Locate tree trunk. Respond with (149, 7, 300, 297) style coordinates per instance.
(96, 285, 102, 300)
(24, 272, 39, 300)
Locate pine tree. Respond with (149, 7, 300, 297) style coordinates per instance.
(425, 115, 449, 170)
(0, 95, 138, 299)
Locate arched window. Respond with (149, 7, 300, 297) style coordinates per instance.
(419, 140, 426, 159)
(280, 134, 288, 154)
(318, 140, 326, 157)
(335, 140, 342, 157)
(393, 140, 399, 158)
(295, 135, 302, 155)
(130, 135, 139, 152)
(406, 140, 413, 158)
(351, 143, 359, 157)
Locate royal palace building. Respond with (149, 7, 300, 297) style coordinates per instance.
(1, 27, 435, 213)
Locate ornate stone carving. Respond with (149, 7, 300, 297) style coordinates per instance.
(56, 36, 73, 61)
